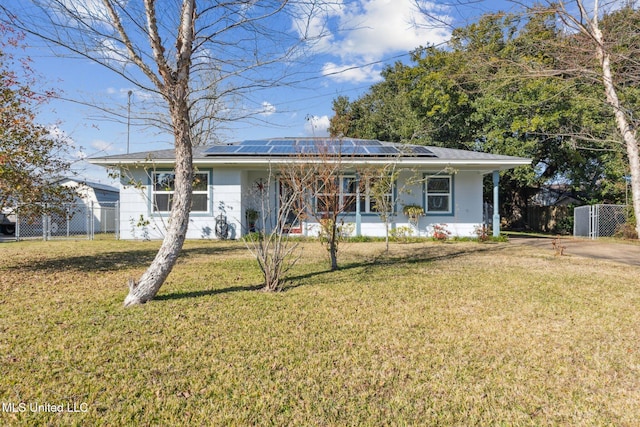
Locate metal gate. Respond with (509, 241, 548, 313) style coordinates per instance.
(573, 204, 627, 239)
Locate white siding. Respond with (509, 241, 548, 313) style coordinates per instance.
(115, 166, 487, 240)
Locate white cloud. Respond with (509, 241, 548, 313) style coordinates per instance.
(322, 62, 383, 84)
(46, 125, 75, 147)
(260, 101, 277, 116)
(91, 139, 113, 153)
(58, 0, 114, 30)
(303, 0, 452, 83)
(74, 149, 88, 160)
(304, 115, 331, 136)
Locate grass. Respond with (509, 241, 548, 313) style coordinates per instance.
(1, 238, 639, 425)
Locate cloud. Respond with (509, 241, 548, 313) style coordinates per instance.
(322, 62, 383, 84)
(91, 139, 113, 153)
(301, 0, 452, 83)
(260, 101, 277, 116)
(46, 125, 75, 147)
(304, 115, 331, 136)
(57, 0, 114, 30)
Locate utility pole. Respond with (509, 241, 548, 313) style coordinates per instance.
(127, 90, 132, 154)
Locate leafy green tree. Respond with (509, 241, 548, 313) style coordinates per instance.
(330, 8, 633, 228)
(0, 24, 73, 216)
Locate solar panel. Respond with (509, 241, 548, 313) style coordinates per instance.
(354, 139, 382, 146)
(267, 139, 295, 145)
(240, 140, 271, 146)
(203, 139, 439, 159)
(203, 145, 239, 154)
(237, 145, 271, 154)
(340, 146, 368, 155)
(366, 146, 399, 155)
(289, 139, 320, 146)
(270, 146, 299, 155)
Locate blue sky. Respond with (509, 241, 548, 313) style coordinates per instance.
(19, 0, 519, 184)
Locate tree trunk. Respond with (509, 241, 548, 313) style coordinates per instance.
(122, 0, 196, 305)
(124, 102, 193, 306)
(593, 21, 640, 238)
(329, 222, 339, 270)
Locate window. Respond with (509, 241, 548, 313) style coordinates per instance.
(314, 175, 393, 214)
(315, 175, 358, 214)
(361, 177, 394, 214)
(342, 176, 358, 213)
(424, 175, 451, 213)
(152, 171, 209, 213)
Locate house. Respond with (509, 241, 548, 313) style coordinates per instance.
(57, 177, 120, 206)
(2, 178, 119, 237)
(56, 178, 120, 234)
(88, 138, 531, 240)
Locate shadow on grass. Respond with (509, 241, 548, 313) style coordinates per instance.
(134, 241, 512, 302)
(282, 241, 512, 291)
(6, 244, 242, 273)
(154, 284, 265, 301)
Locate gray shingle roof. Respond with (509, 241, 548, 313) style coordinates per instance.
(88, 138, 530, 169)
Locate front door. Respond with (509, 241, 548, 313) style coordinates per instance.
(279, 179, 303, 234)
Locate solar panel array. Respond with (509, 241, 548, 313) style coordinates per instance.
(203, 138, 436, 158)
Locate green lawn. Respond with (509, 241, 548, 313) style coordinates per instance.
(1, 239, 639, 426)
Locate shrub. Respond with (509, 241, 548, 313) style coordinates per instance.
(390, 225, 415, 243)
(431, 223, 451, 241)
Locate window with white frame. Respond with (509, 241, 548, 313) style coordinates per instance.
(152, 171, 209, 213)
(360, 177, 394, 214)
(314, 175, 394, 214)
(424, 175, 451, 213)
(315, 175, 358, 214)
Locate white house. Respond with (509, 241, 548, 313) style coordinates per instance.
(88, 138, 530, 240)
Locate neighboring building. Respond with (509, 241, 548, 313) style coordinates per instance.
(88, 138, 531, 240)
(530, 183, 582, 207)
(1, 178, 119, 237)
(57, 177, 120, 205)
(56, 178, 120, 234)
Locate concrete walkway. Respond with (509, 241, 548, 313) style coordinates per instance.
(509, 236, 640, 267)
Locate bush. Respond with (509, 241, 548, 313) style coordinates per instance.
(614, 222, 638, 240)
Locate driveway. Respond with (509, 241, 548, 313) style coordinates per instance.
(509, 235, 640, 267)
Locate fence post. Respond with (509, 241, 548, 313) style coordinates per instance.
(15, 205, 20, 241)
(43, 204, 48, 241)
(115, 201, 120, 240)
(90, 201, 94, 240)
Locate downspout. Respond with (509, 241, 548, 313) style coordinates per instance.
(493, 170, 500, 237)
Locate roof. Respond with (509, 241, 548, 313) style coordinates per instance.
(57, 177, 119, 193)
(88, 137, 531, 172)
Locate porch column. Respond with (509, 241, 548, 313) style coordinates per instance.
(492, 170, 500, 237)
(355, 174, 362, 236)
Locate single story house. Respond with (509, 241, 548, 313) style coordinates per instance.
(88, 138, 531, 240)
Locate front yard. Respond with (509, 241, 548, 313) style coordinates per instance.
(0, 239, 638, 425)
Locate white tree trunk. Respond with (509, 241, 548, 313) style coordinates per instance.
(124, 131, 193, 306)
(591, 6, 640, 238)
(124, 0, 196, 305)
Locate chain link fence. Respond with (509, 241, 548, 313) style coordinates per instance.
(574, 204, 628, 239)
(2, 202, 119, 241)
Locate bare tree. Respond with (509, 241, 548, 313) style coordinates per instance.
(243, 164, 311, 292)
(280, 139, 365, 271)
(359, 164, 400, 252)
(0, 1, 329, 305)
